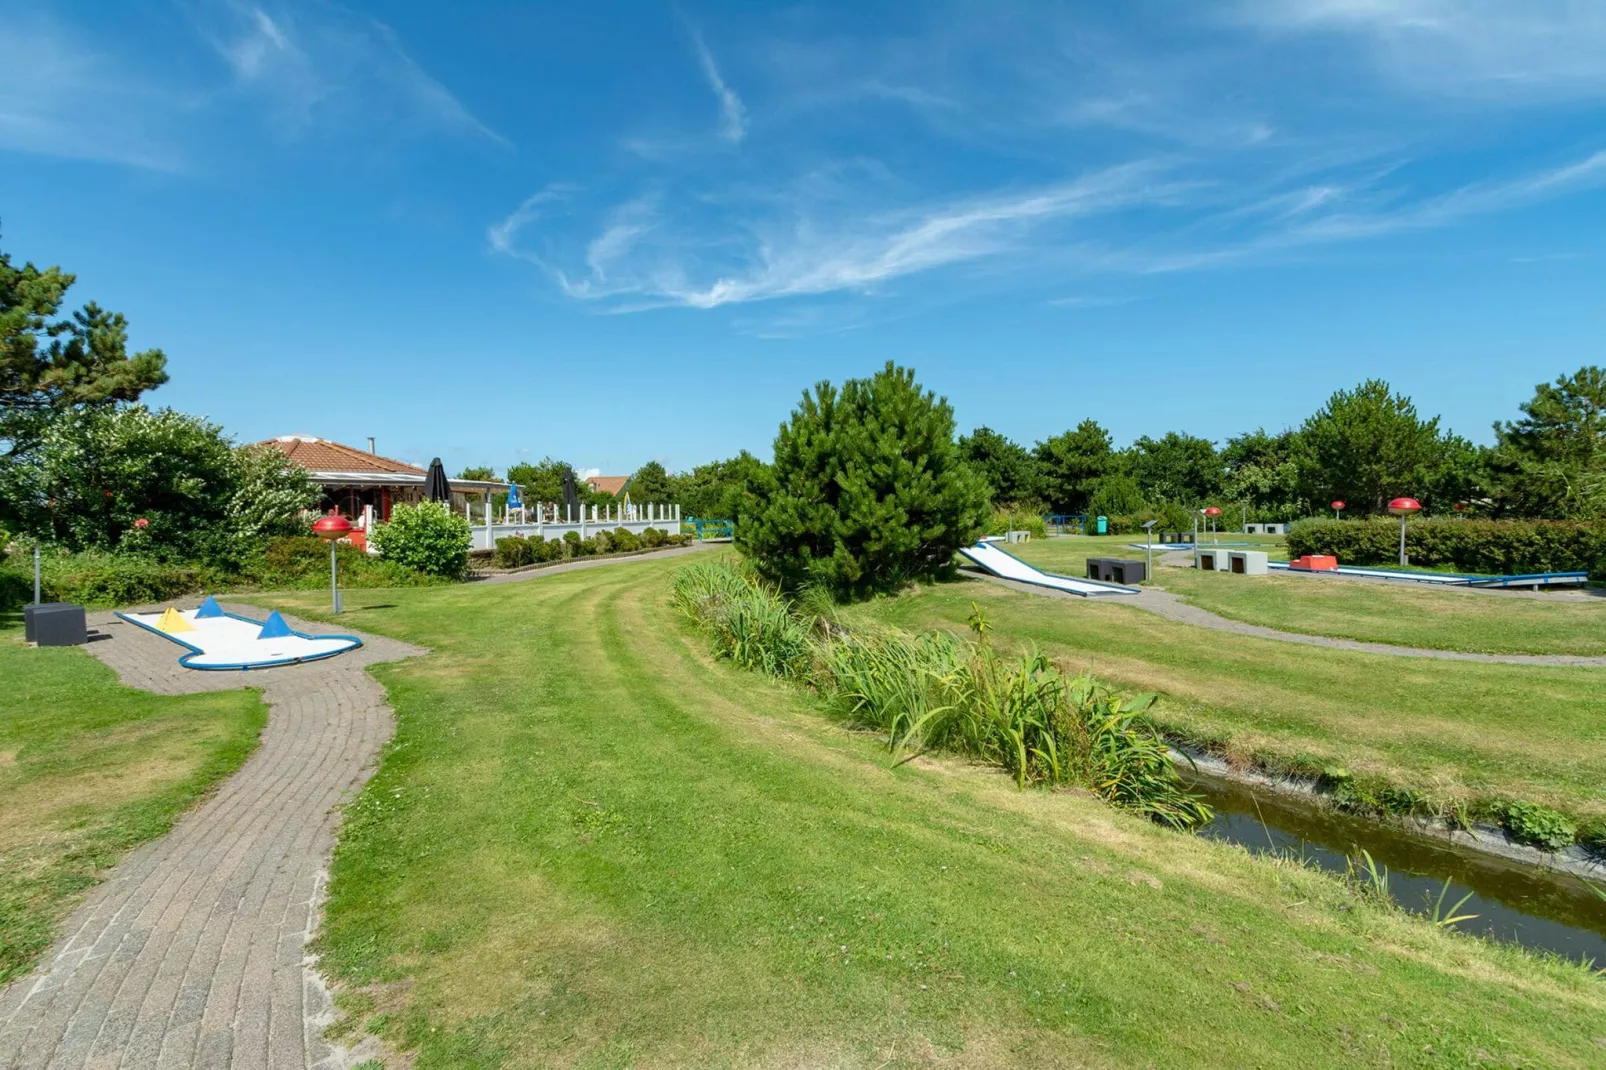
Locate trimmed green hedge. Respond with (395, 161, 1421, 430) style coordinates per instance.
(1286, 518, 1606, 580)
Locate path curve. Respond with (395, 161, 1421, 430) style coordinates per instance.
(966, 572, 1606, 667)
(0, 606, 425, 1070)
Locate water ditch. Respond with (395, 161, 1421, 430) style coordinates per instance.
(1183, 771, 1606, 966)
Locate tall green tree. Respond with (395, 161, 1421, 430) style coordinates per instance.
(506, 457, 571, 504)
(958, 426, 1041, 505)
(741, 362, 989, 600)
(1485, 366, 1606, 518)
(1221, 428, 1302, 520)
(1035, 419, 1117, 514)
(457, 465, 497, 481)
(628, 460, 673, 502)
(1, 235, 168, 469)
(669, 451, 770, 519)
(1295, 380, 1450, 514)
(1124, 432, 1222, 507)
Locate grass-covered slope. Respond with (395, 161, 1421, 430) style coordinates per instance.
(258, 563, 1606, 1068)
(0, 624, 266, 984)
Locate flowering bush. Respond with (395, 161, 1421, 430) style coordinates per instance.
(369, 502, 471, 578)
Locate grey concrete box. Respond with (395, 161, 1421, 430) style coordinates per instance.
(1194, 548, 1228, 572)
(1087, 557, 1147, 584)
(29, 602, 87, 646)
(1228, 550, 1269, 575)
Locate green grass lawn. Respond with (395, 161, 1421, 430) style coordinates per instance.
(0, 621, 266, 984)
(852, 577, 1606, 826)
(256, 563, 1606, 1068)
(1013, 535, 1606, 657)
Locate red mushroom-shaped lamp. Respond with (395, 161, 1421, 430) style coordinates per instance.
(1331, 499, 1345, 520)
(1387, 497, 1421, 565)
(312, 515, 352, 613)
(1203, 506, 1222, 543)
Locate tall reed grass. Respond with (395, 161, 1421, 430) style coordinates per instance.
(673, 560, 1211, 828)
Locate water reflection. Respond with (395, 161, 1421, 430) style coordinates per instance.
(1186, 772, 1606, 965)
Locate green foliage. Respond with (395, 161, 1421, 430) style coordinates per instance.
(369, 502, 471, 578)
(611, 526, 641, 552)
(1295, 379, 1464, 515)
(1124, 431, 1222, 507)
(642, 526, 668, 549)
(1222, 428, 1303, 521)
(668, 450, 768, 522)
(1579, 821, 1606, 858)
(671, 560, 815, 678)
(456, 465, 496, 481)
(628, 460, 672, 502)
(674, 558, 1210, 828)
(985, 505, 1048, 539)
(228, 444, 318, 542)
(244, 536, 443, 591)
(1085, 474, 1147, 519)
(1034, 419, 1116, 514)
(3, 406, 247, 563)
(1486, 366, 1606, 519)
(958, 426, 1041, 505)
(1286, 517, 1606, 579)
(506, 457, 569, 504)
(741, 361, 989, 600)
(0, 547, 212, 609)
(494, 536, 534, 568)
(1496, 801, 1576, 852)
(0, 234, 168, 469)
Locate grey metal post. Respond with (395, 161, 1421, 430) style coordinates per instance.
(1399, 514, 1408, 566)
(329, 539, 342, 613)
(34, 545, 41, 604)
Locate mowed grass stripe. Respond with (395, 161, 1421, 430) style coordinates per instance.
(254, 564, 1606, 1068)
(854, 579, 1606, 820)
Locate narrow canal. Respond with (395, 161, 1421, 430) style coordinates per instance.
(1185, 772, 1606, 966)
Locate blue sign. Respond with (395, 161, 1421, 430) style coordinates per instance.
(507, 483, 524, 508)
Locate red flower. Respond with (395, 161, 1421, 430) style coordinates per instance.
(134, 517, 150, 529)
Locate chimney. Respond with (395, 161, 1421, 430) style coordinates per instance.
(368, 437, 376, 454)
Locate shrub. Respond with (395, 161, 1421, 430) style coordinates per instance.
(591, 529, 615, 554)
(561, 530, 589, 557)
(642, 526, 668, 549)
(740, 361, 989, 600)
(985, 506, 1048, 539)
(494, 536, 534, 568)
(1496, 801, 1576, 851)
(530, 537, 562, 563)
(672, 559, 1210, 828)
(369, 502, 471, 578)
(10, 547, 210, 607)
(611, 527, 641, 553)
(1286, 517, 1606, 579)
(243, 536, 442, 591)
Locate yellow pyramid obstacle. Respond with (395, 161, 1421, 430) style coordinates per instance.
(155, 607, 196, 633)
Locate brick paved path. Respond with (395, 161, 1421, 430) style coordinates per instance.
(0, 606, 425, 1070)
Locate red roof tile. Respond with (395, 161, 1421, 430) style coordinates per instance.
(256, 437, 425, 475)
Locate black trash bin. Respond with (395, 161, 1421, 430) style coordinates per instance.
(28, 603, 87, 647)
(24, 602, 76, 643)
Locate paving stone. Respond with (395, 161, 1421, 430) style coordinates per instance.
(0, 606, 424, 1070)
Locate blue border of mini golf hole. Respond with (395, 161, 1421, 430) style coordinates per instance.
(114, 607, 363, 671)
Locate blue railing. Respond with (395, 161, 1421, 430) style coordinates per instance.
(685, 517, 735, 540)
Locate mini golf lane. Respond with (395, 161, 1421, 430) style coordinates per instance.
(959, 541, 1139, 598)
(1269, 562, 1588, 589)
(116, 598, 361, 670)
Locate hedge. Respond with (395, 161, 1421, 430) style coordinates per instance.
(1286, 518, 1606, 580)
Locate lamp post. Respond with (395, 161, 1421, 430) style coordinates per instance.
(312, 514, 353, 613)
(1204, 506, 1222, 544)
(1331, 499, 1345, 521)
(1387, 497, 1421, 566)
(1141, 519, 1158, 583)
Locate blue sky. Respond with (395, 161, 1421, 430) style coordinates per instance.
(2, 1, 1603, 476)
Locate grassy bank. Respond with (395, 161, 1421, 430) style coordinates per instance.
(853, 578, 1606, 831)
(0, 623, 266, 984)
(258, 561, 1606, 1067)
(1013, 535, 1606, 657)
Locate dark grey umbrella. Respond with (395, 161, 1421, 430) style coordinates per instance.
(424, 458, 451, 503)
(562, 467, 580, 511)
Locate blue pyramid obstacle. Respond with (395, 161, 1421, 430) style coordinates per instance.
(195, 595, 224, 619)
(257, 611, 294, 640)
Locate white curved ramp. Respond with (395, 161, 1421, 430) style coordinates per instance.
(959, 542, 1140, 597)
(116, 607, 362, 670)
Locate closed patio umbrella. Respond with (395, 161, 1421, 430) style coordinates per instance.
(424, 458, 451, 503)
(562, 467, 580, 512)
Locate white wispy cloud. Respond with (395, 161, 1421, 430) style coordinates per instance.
(690, 30, 747, 142)
(1241, 0, 1606, 97)
(209, 4, 507, 144)
(0, 14, 186, 170)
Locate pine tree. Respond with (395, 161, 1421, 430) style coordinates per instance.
(740, 362, 989, 600)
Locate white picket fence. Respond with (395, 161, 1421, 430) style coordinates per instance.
(465, 502, 681, 551)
